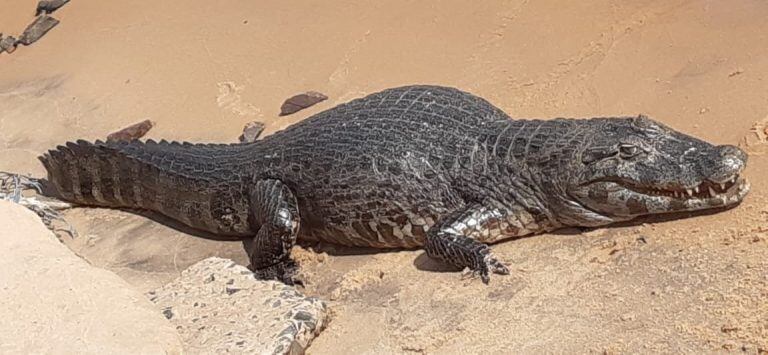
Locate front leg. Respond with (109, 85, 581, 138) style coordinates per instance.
(425, 204, 519, 284)
(245, 179, 302, 285)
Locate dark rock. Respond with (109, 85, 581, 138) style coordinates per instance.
(238, 121, 265, 143)
(19, 15, 60, 46)
(279, 91, 328, 116)
(36, 0, 70, 16)
(106, 119, 155, 142)
(0, 35, 18, 54)
(162, 307, 174, 320)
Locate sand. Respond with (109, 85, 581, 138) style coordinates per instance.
(1, 0, 767, 353)
(0, 201, 184, 354)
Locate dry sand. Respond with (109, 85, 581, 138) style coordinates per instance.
(1, 0, 767, 353)
(0, 201, 184, 354)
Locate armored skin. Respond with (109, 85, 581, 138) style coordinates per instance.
(37, 85, 750, 284)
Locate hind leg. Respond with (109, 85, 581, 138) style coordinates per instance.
(244, 179, 302, 285)
(0, 172, 43, 202)
(0, 171, 76, 237)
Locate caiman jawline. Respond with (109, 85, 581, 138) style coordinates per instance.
(628, 175, 742, 199)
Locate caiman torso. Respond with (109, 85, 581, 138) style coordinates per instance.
(43, 85, 568, 248)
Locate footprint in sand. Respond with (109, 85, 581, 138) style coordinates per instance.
(739, 115, 768, 155)
(216, 81, 261, 117)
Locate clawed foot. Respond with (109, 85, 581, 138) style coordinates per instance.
(462, 251, 510, 284)
(426, 232, 510, 284)
(0, 172, 43, 202)
(0, 171, 76, 238)
(250, 259, 305, 287)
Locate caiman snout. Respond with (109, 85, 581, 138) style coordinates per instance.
(708, 144, 748, 184)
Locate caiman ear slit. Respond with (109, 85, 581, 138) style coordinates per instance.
(582, 148, 617, 164)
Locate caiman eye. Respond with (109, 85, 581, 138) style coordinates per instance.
(619, 144, 641, 158)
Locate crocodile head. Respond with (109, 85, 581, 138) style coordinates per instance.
(563, 115, 749, 226)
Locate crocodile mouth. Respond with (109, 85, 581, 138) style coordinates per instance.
(571, 173, 750, 217)
(626, 175, 747, 201)
(613, 174, 751, 214)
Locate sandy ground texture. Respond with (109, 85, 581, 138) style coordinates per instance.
(1, 0, 767, 353)
(0, 201, 184, 354)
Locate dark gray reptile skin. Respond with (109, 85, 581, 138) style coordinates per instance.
(39, 85, 750, 283)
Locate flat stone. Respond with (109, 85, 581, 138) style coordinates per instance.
(36, 0, 70, 16)
(279, 91, 328, 116)
(0, 35, 18, 53)
(19, 15, 60, 46)
(107, 119, 155, 142)
(149, 257, 329, 354)
(0, 201, 184, 354)
(239, 121, 266, 142)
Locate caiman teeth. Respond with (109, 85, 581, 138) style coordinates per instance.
(616, 173, 742, 200)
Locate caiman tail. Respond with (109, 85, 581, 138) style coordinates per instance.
(38, 140, 253, 236)
(41, 140, 142, 208)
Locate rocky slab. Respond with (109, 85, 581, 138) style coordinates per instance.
(149, 257, 329, 354)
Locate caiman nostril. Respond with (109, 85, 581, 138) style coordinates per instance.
(707, 145, 747, 183)
(718, 144, 748, 164)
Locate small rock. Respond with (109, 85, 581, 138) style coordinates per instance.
(0, 35, 18, 54)
(36, 0, 70, 16)
(728, 68, 744, 77)
(279, 91, 328, 116)
(19, 15, 60, 46)
(162, 308, 174, 320)
(106, 119, 155, 142)
(238, 121, 265, 143)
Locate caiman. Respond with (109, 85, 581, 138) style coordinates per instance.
(24, 85, 751, 284)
